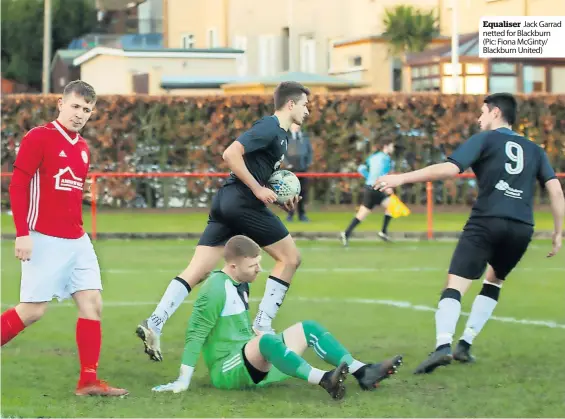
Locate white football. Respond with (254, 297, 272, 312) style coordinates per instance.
(268, 170, 301, 204)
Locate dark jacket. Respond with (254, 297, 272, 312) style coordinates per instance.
(284, 130, 313, 172)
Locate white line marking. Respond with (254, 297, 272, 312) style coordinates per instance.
(1, 297, 563, 330)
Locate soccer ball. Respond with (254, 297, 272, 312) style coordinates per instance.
(268, 170, 301, 204)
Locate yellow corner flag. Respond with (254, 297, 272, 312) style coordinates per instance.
(387, 194, 411, 218)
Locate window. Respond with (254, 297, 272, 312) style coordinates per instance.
(392, 58, 402, 91)
(443, 62, 462, 75)
(299, 37, 316, 73)
(207, 28, 218, 48)
(233, 36, 248, 76)
(349, 56, 362, 67)
(491, 62, 516, 74)
(523, 65, 546, 93)
(442, 76, 464, 93)
(465, 63, 485, 74)
(282, 28, 290, 71)
(551, 67, 565, 93)
(181, 33, 194, 49)
(489, 76, 517, 93)
(259, 35, 277, 76)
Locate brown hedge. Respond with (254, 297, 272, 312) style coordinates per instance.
(2, 93, 564, 208)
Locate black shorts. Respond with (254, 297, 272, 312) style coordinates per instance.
(362, 186, 388, 210)
(198, 183, 289, 247)
(449, 217, 534, 280)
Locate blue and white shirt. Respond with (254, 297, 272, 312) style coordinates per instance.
(358, 152, 393, 187)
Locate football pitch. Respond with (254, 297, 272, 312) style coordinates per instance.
(1, 238, 564, 418)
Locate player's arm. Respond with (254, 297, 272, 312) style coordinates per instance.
(223, 121, 277, 203)
(9, 130, 44, 261)
(538, 151, 564, 257)
(152, 279, 225, 392)
(374, 133, 485, 190)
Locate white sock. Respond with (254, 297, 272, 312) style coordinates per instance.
(460, 281, 501, 344)
(148, 277, 191, 335)
(348, 359, 366, 374)
(435, 291, 462, 348)
(254, 276, 289, 328)
(307, 367, 327, 384)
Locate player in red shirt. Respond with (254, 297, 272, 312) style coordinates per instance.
(1, 80, 128, 397)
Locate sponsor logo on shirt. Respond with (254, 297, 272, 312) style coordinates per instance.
(495, 180, 523, 199)
(53, 167, 84, 191)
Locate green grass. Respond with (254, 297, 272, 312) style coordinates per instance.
(0, 210, 557, 234)
(1, 240, 564, 417)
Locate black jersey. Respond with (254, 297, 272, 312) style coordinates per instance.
(224, 115, 289, 190)
(447, 127, 556, 225)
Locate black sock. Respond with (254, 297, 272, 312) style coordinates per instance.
(345, 217, 361, 237)
(382, 215, 392, 234)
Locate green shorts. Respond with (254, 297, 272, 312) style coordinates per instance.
(210, 337, 290, 390)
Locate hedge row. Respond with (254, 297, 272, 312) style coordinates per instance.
(2, 93, 564, 208)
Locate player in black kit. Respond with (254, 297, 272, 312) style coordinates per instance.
(136, 82, 311, 361)
(374, 93, 564, 373)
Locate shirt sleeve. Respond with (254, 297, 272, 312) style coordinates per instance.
(447, 132, 487, 173)
(9, 130, 44, 237)
(181, 277, 226, 368)
(537, 148, 557, 186)
(367, 154, 385, 181)
(236, 119, 275, 154)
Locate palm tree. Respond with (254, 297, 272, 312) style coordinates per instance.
(382, 5, 439, 57)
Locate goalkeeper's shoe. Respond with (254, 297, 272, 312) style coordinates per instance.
(136, 319, 163, 362)
(413, 346, 453, 374)
(319, 362, 349, 400)
(453, 340, 476, 363)
(340, 232, 349, 247)
(353, 355, 403, 390)
(75, 379, 128, 397)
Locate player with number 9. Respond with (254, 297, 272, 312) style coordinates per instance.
(373, 93, 564, 373)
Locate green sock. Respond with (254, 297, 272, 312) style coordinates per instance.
(302, 320, 360, 369)
(259, 334, 313, 381)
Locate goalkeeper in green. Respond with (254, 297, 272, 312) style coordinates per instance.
(151, 235, 403, 400)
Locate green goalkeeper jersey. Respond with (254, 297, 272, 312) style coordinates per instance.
(182, 270, 254, 370)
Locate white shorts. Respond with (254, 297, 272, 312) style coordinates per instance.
(20, 231, 102, 303)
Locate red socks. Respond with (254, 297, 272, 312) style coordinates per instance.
(1, 308, 25, 346)
(76, 318, 101, 385)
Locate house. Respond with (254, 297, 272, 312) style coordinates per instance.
(405, 33, 565, 94)
(50, 50, 85, 94)
(73, 46, 243, 95)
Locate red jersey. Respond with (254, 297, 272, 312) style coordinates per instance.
(9, 121, 91, 239)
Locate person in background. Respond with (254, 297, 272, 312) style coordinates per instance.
(284, 123, 313, 222)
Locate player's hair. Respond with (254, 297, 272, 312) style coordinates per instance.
(224, 235, 261, 262)
(379, 137, 395, 149)
(273, 82, 310, 110)
(63, 80, 97, 103)
(484, 93, 517, 125)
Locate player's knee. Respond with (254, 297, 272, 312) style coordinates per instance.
(258, 333, 284, 356)
(287, 251, 302, 269)
(301, 319, 329, 340)
(16, 302, 48, 326)
(74, 290, 102, 320)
